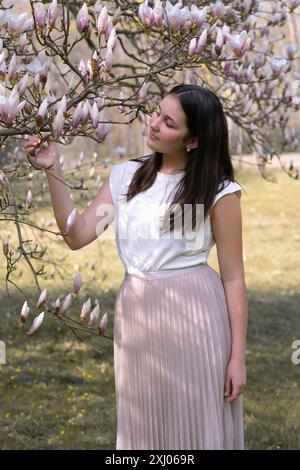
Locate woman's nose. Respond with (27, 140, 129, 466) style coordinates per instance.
(150, 116, 159, 130)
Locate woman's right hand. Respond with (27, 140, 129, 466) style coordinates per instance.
(24, 135, 59, 170)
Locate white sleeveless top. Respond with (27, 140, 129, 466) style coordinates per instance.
(108, 160, 242, 274)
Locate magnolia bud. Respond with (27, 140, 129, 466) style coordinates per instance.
(20, 300, 30, 324)
(28, 311, 44, 335)
(36, 288, 47, 309)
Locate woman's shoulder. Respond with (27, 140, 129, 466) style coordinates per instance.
(217, 178, 243, 193)
(109, 157, 145, 176)
(212, 178, 243, 208)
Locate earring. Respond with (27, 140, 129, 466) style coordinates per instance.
(186, 147, 192, 152)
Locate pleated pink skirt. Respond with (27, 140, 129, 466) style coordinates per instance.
(113, 263, 244, 450)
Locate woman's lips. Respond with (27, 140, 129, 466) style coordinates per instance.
(149, 131, 159, 141)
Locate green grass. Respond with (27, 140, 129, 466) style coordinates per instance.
(0, 162, 300, 449)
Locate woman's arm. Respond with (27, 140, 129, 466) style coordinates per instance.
(211, 192, 248, 401)
(25, 138, 115, 250)
(46, 155, 115, 250)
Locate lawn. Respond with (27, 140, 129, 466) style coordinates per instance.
(0, 160, 299, 449)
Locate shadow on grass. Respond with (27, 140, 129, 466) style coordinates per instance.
(1, 286, 300, 449)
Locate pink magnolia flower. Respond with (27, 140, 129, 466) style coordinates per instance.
(28, 311, 44, 335)
(73, 270, 82, 294)
(52, 110, 64, 138)
(190, 5, 207, 28)
(96, 6, 108, 33)
(34, 2, 46, 28)
(211, 1, 226, 18)
(17, 73, 28, 96)
(196, 29, 207, 54)
(36, 98, 48, 125)
(60, 293, 73, 315)
(76, 3, 90, 33)
(36, 288, 47, 310)
(90, 102, 99, 128)
(105, 20, 113, 42)
(154, 0, 164, 27)
(188, 38, 197, 56)
(95, 122, 109, 141)
(98, 312, 108, 335)
(139, 1, 154, 28)
(20, 301, 30, 324)
(26, 189, 33, 209)
(103, 48, 113, 73)
(8, 53, 17, 81)
(80, 298, 91, 320)
(80, 101, 89, 124)
(72, 102, 83, 128)
(66, 208, 77, 234)
(88, 304, 100, 327)
(138, 82, 149, 102)
(8, 13, 33, 36)
(106, 28, 117, 51)
(228, 30, 249, 57)
(0, 88, 26, 125)
(47, 0, 58, 28)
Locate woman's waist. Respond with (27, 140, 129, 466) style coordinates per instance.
(124, 263, 209, 281)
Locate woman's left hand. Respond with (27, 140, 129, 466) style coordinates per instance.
(224, 357, 247, 402)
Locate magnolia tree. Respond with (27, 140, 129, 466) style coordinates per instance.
(0, 0, 299, 341)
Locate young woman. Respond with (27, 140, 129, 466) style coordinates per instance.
(25, 84, 248, 450)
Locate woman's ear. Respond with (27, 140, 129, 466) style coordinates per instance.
(187, 137, 198, 150)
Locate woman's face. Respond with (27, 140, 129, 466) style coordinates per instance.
(147, 94, 192, 155)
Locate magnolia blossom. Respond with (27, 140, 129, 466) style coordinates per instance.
(76, 3, 90, 33)
(66, 208, 77, 234)
(139, 0, 154, 28)
(72, 102, 83, 128)
(98, 312, 108, 336)
(138, 82, 149, 102)
(190, 5, 207, 28)
(17, 73, 29, 96)
(153, 0, 164, 27)
(60, 293, 73, 315)
(106, 28, 117, 51)
(47, 0, 58, 28)
(80, 298, 91, 320)
(36, 98, 48, 125)
(36, 288, 47, 309)
(188, 38, 197, 56)
(20, 301, 30, 324)
(103, 47, 113, 73)
(8, 12, 33, 36)
(26, 189, 33, 209)
(196, 29, 207, 54)
(90, 102, 99, 128)
(0, 87, 26, 125)
(73, 270, 82, 294)
(7, 53, 17, 80)
(211, 1, 226, 18)
(88, 304, 100, 327)
(95, 122, 109, 141)
(34, 2, 46, 28)
(51, 297, 60, 313)
(28, 311, 44, 335)
(97, 6, 108, 33)
(228, 30, 250, 57)
(52, 110, 64, 138)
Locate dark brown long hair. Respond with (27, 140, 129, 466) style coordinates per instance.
(125, 84, 243, 234)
